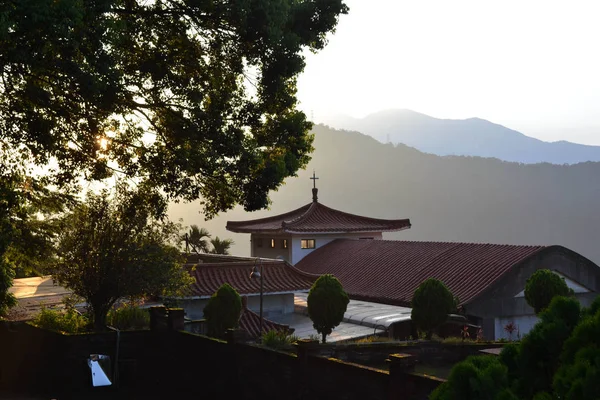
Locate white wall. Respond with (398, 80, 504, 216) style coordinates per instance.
(494, 315, 538, 340)
(514, 271, 590, 297)
(251, 234, 292, 261)
(179, 293, 295, 320)
(290, 232, 382, 265)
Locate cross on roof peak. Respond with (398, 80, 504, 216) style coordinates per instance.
(310, 171, 319, 189)
(310, 171, 319, 202)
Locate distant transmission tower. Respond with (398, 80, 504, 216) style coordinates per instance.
(386, 134, 390, 144)
(311, 109, 314, 121)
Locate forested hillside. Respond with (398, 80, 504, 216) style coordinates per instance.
(169, 124, 600, 265)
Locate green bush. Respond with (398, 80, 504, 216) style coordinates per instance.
(261, 330, 298, 349)
(31, 307, 88, 334)
(411, 278, 456, 340)
(204, 283, 242, 338)
(307, 274, 349, 343)
(107, 305, 150, 330)
(430, 355, 517, 400)
(524, 269, 573, 314)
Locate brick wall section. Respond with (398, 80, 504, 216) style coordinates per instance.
(0, 322, 443, 399)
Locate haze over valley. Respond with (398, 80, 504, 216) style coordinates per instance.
(170, 124, 600, 266)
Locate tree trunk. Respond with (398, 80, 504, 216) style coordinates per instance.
(426, 330, 433, 340)
(322, 332, 327, 344)
(92, 304, 109, 332)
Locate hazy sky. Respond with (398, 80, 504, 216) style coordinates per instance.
(296, 1, 600, 145)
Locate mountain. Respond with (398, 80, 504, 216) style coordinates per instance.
(168, 124, 600, 266)
(320, 109, 600, 165)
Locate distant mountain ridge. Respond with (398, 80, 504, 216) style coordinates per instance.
(321, 109, 600, 164)
(169, 125, 600, 267)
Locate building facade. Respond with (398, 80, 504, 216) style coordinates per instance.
(226, 187, 411, 264)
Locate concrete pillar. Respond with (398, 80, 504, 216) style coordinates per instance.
(167, 308, 185, 331)
(387, 353, 417, 400)
(149, 306, 167, 331)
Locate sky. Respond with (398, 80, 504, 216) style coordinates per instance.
(296, 0, 600, 145)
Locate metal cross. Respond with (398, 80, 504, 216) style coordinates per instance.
(310, 171, 319, 189)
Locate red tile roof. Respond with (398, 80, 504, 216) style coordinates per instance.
(183, 260, 317, 298)
(294, 239, 550, 306)
(226, 197, 411, 234)
(238, 306, 293, 339)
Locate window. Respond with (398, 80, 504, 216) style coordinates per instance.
(256, 238, 263, 248)
(270, 239, 276, 248)
(282, 239, 288, 249)
(300, 239, 316, 249)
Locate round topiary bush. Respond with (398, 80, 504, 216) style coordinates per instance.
(524, 269, 572, 314)
(203, 283, 242, 338)
(411, 278, 456, 339)
(307, 274, 349, 343)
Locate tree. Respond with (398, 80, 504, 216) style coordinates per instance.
(553, 302, 600, 399)
(429, 355, 518, 400)
(0, 167, 68, 317)
(525, 269, 573, 314)
(515, 296, 581, 398)
(52, 184, 192, 331)
(185, 225, 212, 254)
(210, 237, 235, 255)
(203, 283, 242, 338)
(307, 274, 349, 343)
(411, 278, 456, 340)
(0, 0, 349, 219)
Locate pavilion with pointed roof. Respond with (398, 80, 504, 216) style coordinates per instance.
(226, 173, 411, 264)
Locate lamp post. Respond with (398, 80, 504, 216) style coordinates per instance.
(249, 257, 264, 337)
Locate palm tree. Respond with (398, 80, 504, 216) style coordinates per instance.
(185, 225, 211, 253)
(210, 237, 235, 255)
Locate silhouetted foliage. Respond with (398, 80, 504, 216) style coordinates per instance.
(307, 274, 349, 343)
(515, 296, 581, 398)
(204, 283, 242, 338)
(411, 278, 456, 340)
(209, 237, 235, 255)
(0, 0, 348, 219)
(52, 184, 191, 331)
(525, 269, 573, 314)
(429, 355, 518, 400)
(553, 305, 600, 399)
(185, 225, 212, 254)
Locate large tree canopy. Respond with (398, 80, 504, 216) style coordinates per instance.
(0, 0, 348, 218)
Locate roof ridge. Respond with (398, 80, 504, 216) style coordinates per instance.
(227, 203, 312, 228)
(331, 238, 548, 248)
(291, 202, 410, 227)
(283, 201, 319, 228)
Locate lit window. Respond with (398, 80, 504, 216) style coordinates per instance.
(301, 239, 315, 249)
(282, 239, 288, 249)
(270, 239, 276, 248)
(256, 238, 263, 248)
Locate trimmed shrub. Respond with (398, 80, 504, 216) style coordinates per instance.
(411, 278, 456, 340)
(307, 274, 349, 343)
(524, 269, 573, 314)
(203, 283, 242, 338)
